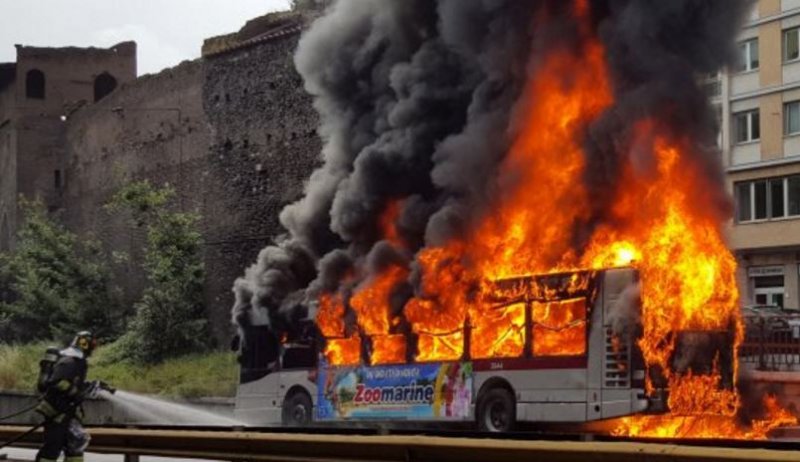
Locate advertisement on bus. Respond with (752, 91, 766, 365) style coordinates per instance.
(316, 361, 473, 421)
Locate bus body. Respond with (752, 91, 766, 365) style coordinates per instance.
(234, 267, 657, 429)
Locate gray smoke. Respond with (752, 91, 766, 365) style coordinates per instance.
(580, 0, 753, 236)
(233, 0, 751, 340)
(607, 282, 641, 337)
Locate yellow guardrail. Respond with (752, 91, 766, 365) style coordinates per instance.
(1, 426, 798, 462)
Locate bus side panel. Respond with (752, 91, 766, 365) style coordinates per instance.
(474, 368, 589, 423)
(599, 389, 648, 418)
(279, 369, 317, 406)
(234, 373, 283, 426)
(517, 402, 588, 422)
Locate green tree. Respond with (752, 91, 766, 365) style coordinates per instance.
(107, 181, 210, 363)
(0, 198, 118, 343)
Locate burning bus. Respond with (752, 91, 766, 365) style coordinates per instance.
(235, 267, 660, 430)
(231, 0, 797, 439)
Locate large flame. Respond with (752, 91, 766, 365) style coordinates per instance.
(314, 0, 796, 438)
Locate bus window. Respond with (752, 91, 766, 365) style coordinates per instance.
(531, 298, 587, 356)
(282, 343, 318, 369)
(324, 336, 361, 365)
(239, 326, 280, 383)
(416, 330, 463, 362)
(470, 302, 525, 359)
(370, 334, 406, 365)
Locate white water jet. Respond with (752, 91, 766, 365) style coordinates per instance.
(101, 390, 242, 426)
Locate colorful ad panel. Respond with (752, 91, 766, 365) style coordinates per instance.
(316, 361, 473, 421)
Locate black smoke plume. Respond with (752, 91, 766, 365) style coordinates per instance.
(233, 0, 751, 341)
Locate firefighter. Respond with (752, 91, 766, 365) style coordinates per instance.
(35, 331, 100, 462)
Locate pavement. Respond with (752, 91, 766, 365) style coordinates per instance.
(0, 448, 219, 462)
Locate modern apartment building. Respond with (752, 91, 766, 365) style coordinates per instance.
(718, 0, 800, 309)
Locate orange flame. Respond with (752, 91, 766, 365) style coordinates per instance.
(379, 200, 404, 248)
(350, 264, 409, 363)
(317, 292, 345, 338)
(614, 394, 797, 439)
(313, 0, 795, 438)
(531, 298, 587, 357)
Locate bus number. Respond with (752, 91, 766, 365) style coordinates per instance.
(490, 361, 504, 370)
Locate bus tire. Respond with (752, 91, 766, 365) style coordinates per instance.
(477, 388, 516, 432)
(282, 390, 312, 427)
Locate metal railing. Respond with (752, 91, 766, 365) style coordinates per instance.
(1, 426, 799, 462)
(739, 313, 800, 372)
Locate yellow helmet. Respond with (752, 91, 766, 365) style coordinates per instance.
(71, 331, 97, 356)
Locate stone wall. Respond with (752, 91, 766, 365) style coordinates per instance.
(62, 17, 321, 344)
(63, 58, 210, 319)
(13, 42, 136, 118)
(1, 14, 321, 346)
(0, 43, 137, 251)
(201, 21, 321, 342)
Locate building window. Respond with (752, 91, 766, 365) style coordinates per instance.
(734, 110, 760, 143)
(789, 175, 800, 215)
(754, 180, 768, 220)
(713, 104, 723, 148)
(770, 178, 785, 218)
(25, 69, 45, 99)
(738, 38, 759, 72)
(786, 101, 800, 135)
(736, 182, 752, 222)
(93, 72, 117, 102)
(754, 275, 785, 307)
(786, 27, 800, 62)
(749, 266, 786, 308)
(736, 175, 800, 223)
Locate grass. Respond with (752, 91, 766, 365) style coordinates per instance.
(0, 343, 45, 392)
(0, 343, 238, 398)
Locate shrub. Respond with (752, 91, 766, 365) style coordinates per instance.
(0, 198, 118, 343)
(106, 181, 210, 364)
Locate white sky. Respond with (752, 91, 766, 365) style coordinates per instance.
(0, 0, 290, 75)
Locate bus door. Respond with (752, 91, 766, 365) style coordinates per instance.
(597, 268, 640, 419)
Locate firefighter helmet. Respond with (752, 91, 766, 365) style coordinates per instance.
(71, 331, 97, 356)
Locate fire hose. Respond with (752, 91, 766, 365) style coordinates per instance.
(0, 381, 115, 451)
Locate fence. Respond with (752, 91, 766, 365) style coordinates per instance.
(739, 313, 800, 372)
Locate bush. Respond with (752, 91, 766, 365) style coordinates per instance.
(0, 343, 237, 398)
(0, 343, 45, 392)
(92, 347, 238, 398)
(0, 198, 119, 343)
(106, 181, 211, 364)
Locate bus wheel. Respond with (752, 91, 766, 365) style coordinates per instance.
(282, 391, 312, 427)
(477, 388, 515, 432)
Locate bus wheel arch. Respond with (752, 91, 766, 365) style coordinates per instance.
(475, 378, 516, 432)
(282, 386, 313, 427)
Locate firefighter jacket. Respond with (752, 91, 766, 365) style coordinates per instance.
(36, 347, 88, 422)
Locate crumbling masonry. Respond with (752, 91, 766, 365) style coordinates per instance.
(0, 12, 320, 343)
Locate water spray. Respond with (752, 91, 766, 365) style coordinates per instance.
(104, 391, 243, 426)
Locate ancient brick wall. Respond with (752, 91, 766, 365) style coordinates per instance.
(62, 26, 321, 344)
(0, 14, 321, 345)
(0, 43, 136, 252)
(201, 27, 321, 342)
(63, 59, 210, 320)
